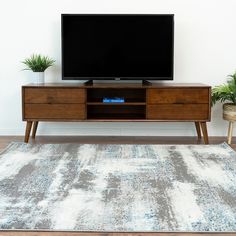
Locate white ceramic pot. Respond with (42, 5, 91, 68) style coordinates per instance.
(33, 72, 45, 84)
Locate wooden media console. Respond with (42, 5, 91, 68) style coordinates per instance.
(22, 83, 211, 143)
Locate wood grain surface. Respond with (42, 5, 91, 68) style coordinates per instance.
(24, 88, 86, 104)
(147, 88, 209, 104)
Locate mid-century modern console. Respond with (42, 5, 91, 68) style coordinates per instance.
(22, 83, 211, 144)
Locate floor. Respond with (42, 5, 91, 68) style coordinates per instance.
(0, 136, 235, 151)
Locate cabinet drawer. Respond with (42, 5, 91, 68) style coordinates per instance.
(147, 88, 209, 104)
(147, 104, 209, 120)
(24, 104, 86, 119)
(24, 88, 86, 104)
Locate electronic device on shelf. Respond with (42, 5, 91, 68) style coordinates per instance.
(61, 14, 174, 84)
(103, 97, 125, 103)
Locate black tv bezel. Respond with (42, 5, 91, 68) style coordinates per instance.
(61, 14, 174, 81)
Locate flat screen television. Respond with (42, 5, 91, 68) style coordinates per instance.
(62, 14, 174, 82)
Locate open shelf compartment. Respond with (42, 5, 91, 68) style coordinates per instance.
(87, 88, 146, 103)
(87, 105, 146, 120)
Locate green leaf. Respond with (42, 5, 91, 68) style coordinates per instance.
(212, 71, 236, 106)
(21, 54, 55, 72)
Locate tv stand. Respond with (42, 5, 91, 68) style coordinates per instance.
(22, 83, 211, 144)
(84, 80, 93, 85)
(142, 80, 152, 85)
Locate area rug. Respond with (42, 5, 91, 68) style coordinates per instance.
(0, 142, 236, 232)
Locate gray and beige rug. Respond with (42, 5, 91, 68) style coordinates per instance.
(0, 142, 236, 231)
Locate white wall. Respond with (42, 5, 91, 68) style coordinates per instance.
(0, 0, 236, 136)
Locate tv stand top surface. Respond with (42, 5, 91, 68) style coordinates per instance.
(23, 82, 211, 88)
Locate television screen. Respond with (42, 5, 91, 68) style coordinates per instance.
(62, 14, 174, 80)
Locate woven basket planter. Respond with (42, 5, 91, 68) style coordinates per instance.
(223, 103, 236, 121)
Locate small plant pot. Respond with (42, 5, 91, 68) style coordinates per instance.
(33, 72, 44, 84)
(223, 103, 236, 121)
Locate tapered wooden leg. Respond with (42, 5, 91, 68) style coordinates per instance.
(32, 121, 38, 139)
(195, 122, 201, 139)
(24, 121, 33, 143)
(227, 121, 234, 145)
(200, 122, 209, 144)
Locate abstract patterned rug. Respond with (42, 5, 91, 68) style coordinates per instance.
(0, 142, 236, 232)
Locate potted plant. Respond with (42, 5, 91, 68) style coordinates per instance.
(212, 71, 236, 144)
(22, 54, 55, 84)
